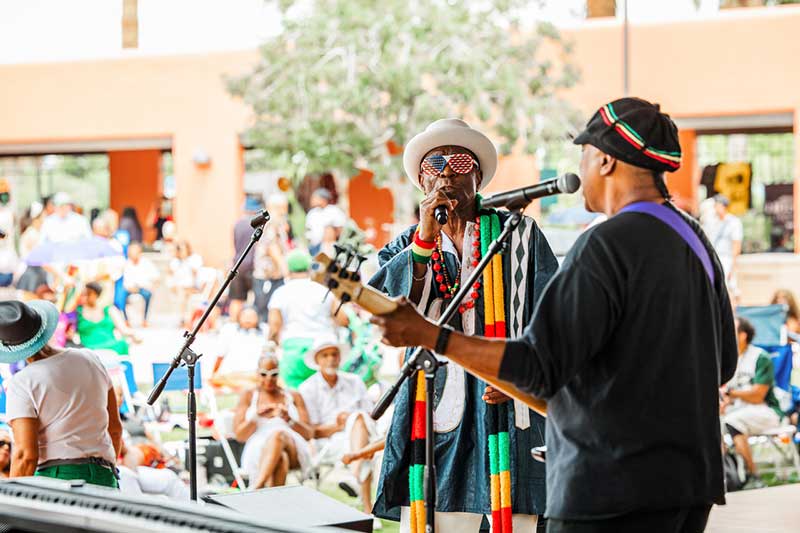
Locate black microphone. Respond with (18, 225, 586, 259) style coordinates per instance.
(481, 173, 581, 210)
(249, 209, 271, 228)
(434, 205, 449, 225)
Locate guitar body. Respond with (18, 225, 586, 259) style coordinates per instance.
(310, 253, 547, 416)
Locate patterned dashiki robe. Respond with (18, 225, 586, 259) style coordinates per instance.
(368, 208, 558, 520)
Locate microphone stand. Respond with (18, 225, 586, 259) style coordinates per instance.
(146, 210, 270, 501)
(371, 207, 527, 533)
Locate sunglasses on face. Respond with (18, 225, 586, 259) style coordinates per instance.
(0, 440, 11, 449)
(259, 369, 279, 378)
(421, 153, 479, 177)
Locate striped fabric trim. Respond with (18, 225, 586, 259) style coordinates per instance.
(599, 103, 681, 169)
(481, 211, 513, 533)
(411, 231, 435, 264)
(409, 371, 427, 533)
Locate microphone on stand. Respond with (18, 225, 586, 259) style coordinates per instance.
(481, 173, 581, 210)
(249, 209, 271, 228)
(434, 205, 449, 225)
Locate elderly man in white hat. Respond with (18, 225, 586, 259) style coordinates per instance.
(368, 119, 558, 532)
(298, 336, 377, 516)
(39, 191, 91, 244)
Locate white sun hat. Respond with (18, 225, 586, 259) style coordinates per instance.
(403, 118, 498, 191)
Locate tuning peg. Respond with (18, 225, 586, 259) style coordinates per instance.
(350, 254, 368, 283)
(334, 293, 352, 316)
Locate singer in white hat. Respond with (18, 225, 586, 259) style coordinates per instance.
(367, 118, 559, 532)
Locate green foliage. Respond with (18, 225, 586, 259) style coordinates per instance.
(229, 0, 580, 183)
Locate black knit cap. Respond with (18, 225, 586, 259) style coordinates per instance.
(573, 97, 682, 173)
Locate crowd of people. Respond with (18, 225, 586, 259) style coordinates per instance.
(0, 183, 389, 526)
(0, 103, 798, 533)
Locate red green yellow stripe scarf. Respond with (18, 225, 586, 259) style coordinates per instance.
(481, 211, 512, 532)
(409, 371, 426, 532)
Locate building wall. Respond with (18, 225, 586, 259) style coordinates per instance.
(0, 51, 256, 265)
(108, 149, 162, 243)
(1, 6, 800, 264)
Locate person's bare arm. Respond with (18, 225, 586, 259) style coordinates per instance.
(9, 418, 39, 477)
(106, 388, 123, 457)
(108, 306, 136, 337)
(232, 390, 258, 443)
(370, 298, 546, 413)
(288, 392, 314, 440)
(342, 439, 386, 465)
(314, 412, 348, 438)
(268, 309, 283, 343)
(729, 384, 769, 405)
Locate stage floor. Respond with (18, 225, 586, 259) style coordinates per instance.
(706, 483, 800, 532)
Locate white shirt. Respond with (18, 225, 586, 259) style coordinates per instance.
(216, 323, 267, 374)
(305, 204, 347, 246)
(298, 371, 372, 426)
(268, 278, 336, 340)
(705, 213, 743, 272)
(40, 211, 91, 243)
(123, 257, 160, 292)
(6, 349, 116, 465)
(169, 254, 203, 289)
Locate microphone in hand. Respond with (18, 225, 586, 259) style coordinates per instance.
(434, 205, 449, 225)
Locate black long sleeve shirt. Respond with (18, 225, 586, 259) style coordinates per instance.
(500, 206, 738, 520)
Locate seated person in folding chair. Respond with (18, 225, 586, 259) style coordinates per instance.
(299, 338, 376, 514)
(721, 317, 784, 486)
(233, 355, 313, 489)
(211, 306, 268, 391)
(118, 438, 189, 500)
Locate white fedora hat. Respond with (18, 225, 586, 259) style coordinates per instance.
(403, 118, 498, 191)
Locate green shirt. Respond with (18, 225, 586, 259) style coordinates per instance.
(731, 344, 782, 417)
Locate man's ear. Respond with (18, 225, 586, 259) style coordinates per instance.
(599, 153, 617, 177)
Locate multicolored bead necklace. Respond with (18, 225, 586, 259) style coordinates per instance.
(431, 217, 483, 314)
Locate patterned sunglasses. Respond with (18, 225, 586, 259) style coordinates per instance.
(420, 153, 479, 177)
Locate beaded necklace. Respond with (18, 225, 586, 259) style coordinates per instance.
(430, 217, 482, 314)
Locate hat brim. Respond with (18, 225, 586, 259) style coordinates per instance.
(0, 300, 59, 364)
(403, 126, 498, 191)
(304, 342, 346, 371)
(572, 129, 592, 145)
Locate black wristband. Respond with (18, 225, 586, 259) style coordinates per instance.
(434, 325, 453, 355)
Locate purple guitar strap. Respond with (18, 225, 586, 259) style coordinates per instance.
(618, 202, 715, 285)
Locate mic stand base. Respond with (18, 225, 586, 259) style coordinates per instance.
(371, 209, 526, 533)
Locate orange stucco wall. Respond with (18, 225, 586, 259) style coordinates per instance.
(0, 51, 255, 265)
(1, 5, 800, 259)
(108, 149, 161, 243)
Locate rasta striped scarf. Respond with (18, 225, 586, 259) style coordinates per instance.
(407, 210, 512, 533)
(481, 211, 513, 532)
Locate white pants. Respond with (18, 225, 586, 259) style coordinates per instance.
(399, 507, 538, 532)
(724, 404, 782, 436)
(118, 465, 190, 500)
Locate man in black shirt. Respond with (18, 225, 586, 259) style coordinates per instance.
(371, 97, 738, 532)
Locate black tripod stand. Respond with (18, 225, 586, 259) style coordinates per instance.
(146, 209, 270, 501)
(371, 209, 525, 533)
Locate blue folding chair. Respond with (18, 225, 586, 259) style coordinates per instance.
(735, 304, 800, 479)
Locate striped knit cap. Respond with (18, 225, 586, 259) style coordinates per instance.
(573, 97, 681, 173)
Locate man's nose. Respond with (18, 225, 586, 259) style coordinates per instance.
(441, 165, 455, 177)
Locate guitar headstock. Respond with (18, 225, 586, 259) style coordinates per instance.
(310, 245, 398, 316)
